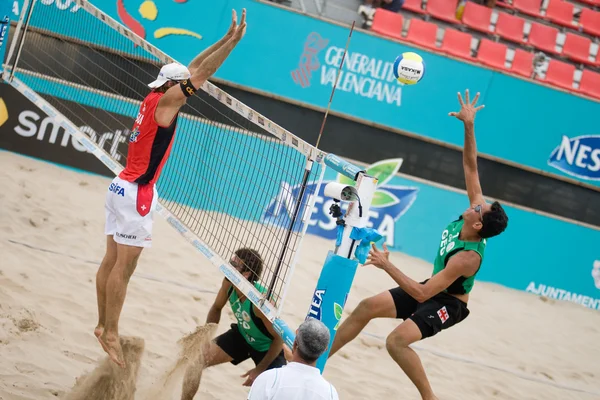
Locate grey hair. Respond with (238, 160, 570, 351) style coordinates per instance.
(296, 318, 330, 362)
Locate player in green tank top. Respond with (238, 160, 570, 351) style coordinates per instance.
(180, 248, 285, 400)
(329, 90, 509, 400)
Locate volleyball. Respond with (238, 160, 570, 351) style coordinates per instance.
(393, 52, 425, 85)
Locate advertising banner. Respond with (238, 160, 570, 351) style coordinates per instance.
(16, 0, 600, 187)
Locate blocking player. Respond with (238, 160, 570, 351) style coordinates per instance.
(95, 9, 247, 367)
(328, 90, 509, 400)
(180, 248, 285, 399)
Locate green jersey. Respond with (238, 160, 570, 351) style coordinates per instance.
(432, 217, 486, 294)
(227, 283, 273, 352)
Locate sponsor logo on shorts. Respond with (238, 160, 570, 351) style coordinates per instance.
(437, 306, 449, 324)
(108, 182, 125, 196)
(116, 232, 137, 240)
(307, 289, 325, 321)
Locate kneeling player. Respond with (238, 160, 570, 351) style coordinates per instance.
(180, 248, 285, 400)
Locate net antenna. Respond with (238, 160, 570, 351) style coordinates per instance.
(2, 0, 326, 343)
(314, 21, 355, 149)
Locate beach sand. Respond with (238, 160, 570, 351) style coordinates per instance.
(1, 150, 599, 400)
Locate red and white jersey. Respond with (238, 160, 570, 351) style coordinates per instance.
(119, 92, 178, 186)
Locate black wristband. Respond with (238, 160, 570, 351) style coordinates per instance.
(180, 79, 197, 97)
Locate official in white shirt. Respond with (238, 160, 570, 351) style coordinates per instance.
(247, 318, 339, 400)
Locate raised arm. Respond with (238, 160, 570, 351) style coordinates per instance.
(155, 9, 247, 126)
(187, 10, 238, 74)
(449, 89, 486, 207)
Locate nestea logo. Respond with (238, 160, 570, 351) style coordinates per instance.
(261, 159, 418, 247)
(548, 135, 600, 180)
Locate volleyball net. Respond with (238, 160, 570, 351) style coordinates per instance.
(2, 0, 326, 327)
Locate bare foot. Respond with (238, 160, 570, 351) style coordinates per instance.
(94, 325, 109, 354)
(101, 332, 125, 368)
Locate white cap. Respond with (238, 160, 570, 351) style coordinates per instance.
(147, 62, 191, 88)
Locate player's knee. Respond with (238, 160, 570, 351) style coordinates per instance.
(354, 297, 379, 321)
(386, 330, 410, 351)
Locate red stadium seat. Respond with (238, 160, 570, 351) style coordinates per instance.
(545, 0, 577, 29)
(580, 8, 600, 37)
(495, 12, 526, 44)
(513, 0, 543, 17)
(511, 49, 534, 78)
(462, 1, 493, 33)
(427, 0, 460, 25)
(476, 39, 508, 70)
(562, 33, 593, 65)
(405, 18, 438, 50)
(440, 28, 473, 59)
(371, 9, 404, 40)
(543, 59, 575, 90)
(402, 0, 426, 14)
(528, 23, 560, 55)
(579, 69, 600, 99)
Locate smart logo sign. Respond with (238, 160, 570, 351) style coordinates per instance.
(261, 159, 418, 247)
(548, 135, 600, 181)
(291, 32, 403, 106)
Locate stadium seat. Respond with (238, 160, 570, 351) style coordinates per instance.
(462, 1, 493, 33)
(579, 69, 600, 99)
(427, 0, 461, 25)
(402, 0, 426, 14)
(371, 9, 404, 40)
(513, 0, 543, 17)
(511, 49, 534, 78)
(495, 12, 526, 44)
(528, 23, 560, 55)
(476, 39, 508, 70)
(580, 8, 600, 37)
(405, 18, 438, 50)
(440, 28, 473, 60)
(543, 59, 575, 90)
(562, 33, 593, 65)
(544, 0, 577, 29)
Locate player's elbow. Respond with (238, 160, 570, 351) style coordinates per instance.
(414, 289, 430, 303)
(194, 66, 215, 83)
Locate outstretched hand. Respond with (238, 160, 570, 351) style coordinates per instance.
(448, 89, 485, 124)
(232, 9, 247, 42)
(364, 243, 391, 270)
(225, 10, 238, 38)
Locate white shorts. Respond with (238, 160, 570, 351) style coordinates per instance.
(104, 176, 158, 248)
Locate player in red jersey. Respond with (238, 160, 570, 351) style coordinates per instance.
(95, 9, 247, 367)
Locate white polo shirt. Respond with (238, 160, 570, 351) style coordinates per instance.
(247, 362, 339, 400)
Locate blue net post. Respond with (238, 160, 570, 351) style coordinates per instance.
(306, 154, 380, 373)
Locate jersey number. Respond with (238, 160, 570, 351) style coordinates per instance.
(439, 229, 458, 256)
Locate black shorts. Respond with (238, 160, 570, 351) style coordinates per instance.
(215, 324, 286, 368)
(389, 284, 470, 339)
